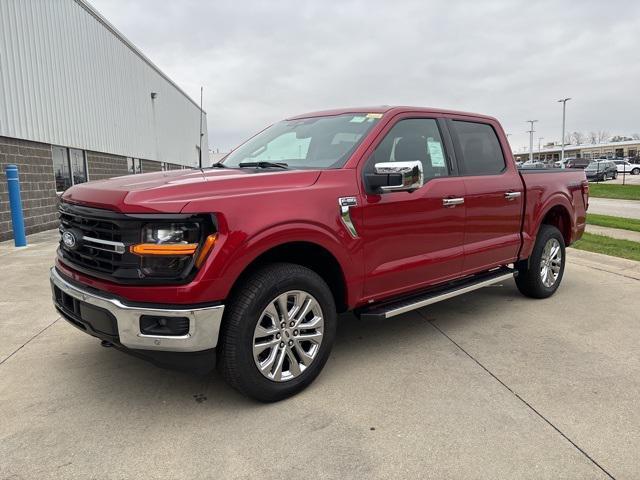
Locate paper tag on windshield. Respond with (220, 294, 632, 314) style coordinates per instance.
(427, 139, 446, 167)
(350, 116, 366, 123)
(366, 113, 383, 119)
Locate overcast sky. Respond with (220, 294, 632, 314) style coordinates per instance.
(91, 0, 640, 153)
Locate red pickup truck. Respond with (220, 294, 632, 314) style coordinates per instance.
(51, 106, 588, 401)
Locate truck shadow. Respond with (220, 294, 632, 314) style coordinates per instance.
(82, 280, 521, 409)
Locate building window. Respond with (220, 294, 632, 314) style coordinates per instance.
(127, 158, 142, 174)
(52, 146, 88, 193)
(53, 146, 71, 192)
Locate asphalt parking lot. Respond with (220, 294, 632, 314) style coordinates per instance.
(1, 230, 640, 479)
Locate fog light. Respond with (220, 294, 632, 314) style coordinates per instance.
(140, 315, 189, 336)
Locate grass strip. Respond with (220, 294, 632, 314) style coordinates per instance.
(586, 213, 640, 233)
(571, 232, 640, 262)
(588, 183, 640, 200)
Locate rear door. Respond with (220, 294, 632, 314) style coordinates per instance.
(447, 118, 524, 275)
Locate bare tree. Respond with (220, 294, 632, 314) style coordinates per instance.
(632, 133, 640, 140)
(589, 131, 598, 144)
(597, 130, 610, 143)
(570, 131, 586, 145)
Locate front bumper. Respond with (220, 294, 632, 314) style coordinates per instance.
(50, 267, 225, 353)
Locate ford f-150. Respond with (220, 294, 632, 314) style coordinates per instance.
(50, 106, 588, 401)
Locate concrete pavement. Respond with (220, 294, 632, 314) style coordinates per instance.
(586, 224, 640, 242)
(588, 197, 640, 219)
(2, 230, 640, 479)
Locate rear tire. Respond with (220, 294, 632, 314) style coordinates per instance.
(218, 263, 337, 402)
(633, 168, 640, 175)
(515, 224, 566, 299)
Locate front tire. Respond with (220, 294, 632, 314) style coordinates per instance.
(633, 168, 640, 175)
(515, 224, 566, 299)
(218, 263, 337, 402)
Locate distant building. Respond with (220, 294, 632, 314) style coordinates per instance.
(0, 0, 208, 241)
(514, 140, 640, 163)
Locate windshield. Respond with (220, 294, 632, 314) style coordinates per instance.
(586, 162, 603, 170)
(222, 113, 382, 169)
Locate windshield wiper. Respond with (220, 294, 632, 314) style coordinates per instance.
(238, 161, 288, 170)
(210, 162, 227, 168)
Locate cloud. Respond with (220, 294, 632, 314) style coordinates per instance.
(91, 0, 640, 152)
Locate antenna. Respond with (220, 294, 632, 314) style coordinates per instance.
(198, 86, 204, 170)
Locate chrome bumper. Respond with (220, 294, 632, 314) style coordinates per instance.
(50, 268, 224, 352)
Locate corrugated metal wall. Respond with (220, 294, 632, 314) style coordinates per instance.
(0, 0, 207, 165)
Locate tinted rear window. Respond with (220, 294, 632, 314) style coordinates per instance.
(452, 121, 506, 175)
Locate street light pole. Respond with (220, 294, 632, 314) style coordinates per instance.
(526, 120, 538, 163)
(538, 137, 544, 163)
(558, 98, 571, 168)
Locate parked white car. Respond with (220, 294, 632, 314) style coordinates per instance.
(613, 160, 640, 175)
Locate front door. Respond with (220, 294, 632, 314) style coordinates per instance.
(359, 117, 466, 302)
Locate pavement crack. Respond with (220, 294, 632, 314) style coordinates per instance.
(0, 317, 60, 367)
(422, 312, 616, 480)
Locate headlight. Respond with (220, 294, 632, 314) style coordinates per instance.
(132, 222, 201, 256)
(131, 222, 207, 278)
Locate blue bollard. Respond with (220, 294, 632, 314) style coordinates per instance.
(5, 164, 27, 247)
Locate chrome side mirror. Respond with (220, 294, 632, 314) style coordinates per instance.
(369, 161, 424, 192)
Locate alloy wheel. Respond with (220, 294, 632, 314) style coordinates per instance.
(540, 238, 562, 287)
(252, 290, 324, 382)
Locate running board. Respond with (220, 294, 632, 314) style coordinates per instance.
(358, 267, 514, 320)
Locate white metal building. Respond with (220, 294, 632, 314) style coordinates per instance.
(0, 0, 208, 240)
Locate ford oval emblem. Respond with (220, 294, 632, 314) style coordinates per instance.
(62, 230, 78, 250)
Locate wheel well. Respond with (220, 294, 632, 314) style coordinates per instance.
(541, 205, 571, 245)
(229, 242, 349, 312)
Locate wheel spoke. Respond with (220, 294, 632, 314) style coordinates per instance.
(253, 337, 279, 356)
(294, 341, 314, 366)
(293, 298, 313, 327)
(277, 295, 289, 322)
(296, 331, 323, 343)
(259, 346, 279, 374)
(272, 346, 287, 381)
(299, 314, 322, 330)
(254, 324, 278, 339)
(286, 348, 301, 376)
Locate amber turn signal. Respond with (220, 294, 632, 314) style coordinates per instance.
(195, 234, 217, 268)
(130, 243, 198, 256)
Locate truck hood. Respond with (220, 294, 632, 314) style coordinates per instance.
(62, 168, 322, 213)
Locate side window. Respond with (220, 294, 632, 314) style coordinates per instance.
(452, 121, 506, 175)
(369, 118, 449, 179)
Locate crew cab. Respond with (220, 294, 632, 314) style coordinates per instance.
(50, 106, 588, 402)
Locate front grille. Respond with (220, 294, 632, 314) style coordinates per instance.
(58, 203, 141, 277)
(56, 202, 212, 284)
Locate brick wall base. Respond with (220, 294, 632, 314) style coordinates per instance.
(0, 137, 58, 242)
(86, 151, 128, 181)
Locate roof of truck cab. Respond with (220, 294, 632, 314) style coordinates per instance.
(286, 106, 497, 122)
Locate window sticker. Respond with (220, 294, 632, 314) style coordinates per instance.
(366, 113, 383, 119)
(427, 138, 446, 167)
(350, 116, 366, 123)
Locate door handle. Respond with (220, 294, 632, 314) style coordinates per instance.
(504, 191, 522, 201)
(442, 197, 464, 207)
